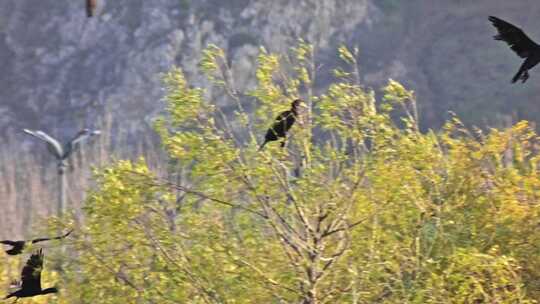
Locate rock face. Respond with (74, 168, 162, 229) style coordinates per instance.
(0, 0, 377, 139)
(1, 0, 539, 138)
(0, 0, 380, 237)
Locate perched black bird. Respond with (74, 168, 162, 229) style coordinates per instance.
(259, 99, 307, 150)
(489, 16, 540, 83)
(87, 0, 97, 17)
(0, 229, 73, 256)
(4, 249, 58, 301)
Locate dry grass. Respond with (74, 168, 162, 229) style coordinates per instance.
(0, 111, 168, 240)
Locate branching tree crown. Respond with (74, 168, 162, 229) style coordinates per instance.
(45, 42, 540, 303)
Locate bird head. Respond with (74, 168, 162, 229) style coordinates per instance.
(291, 99, 307, 109)
(79, 128, 90, 135)
(77, 128, 101, 138)
(291, 99, 308, 117)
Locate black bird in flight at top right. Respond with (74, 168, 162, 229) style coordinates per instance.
(489, 16, 540, 83)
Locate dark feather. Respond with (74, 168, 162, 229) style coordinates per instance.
(1, 229, 73, 255)
(259, 99, 305, 150)
(31, 229, 73, 244)
(489, 16, 539, 58)
(21, 249, 43, 292)
(0, 240, 25, 255)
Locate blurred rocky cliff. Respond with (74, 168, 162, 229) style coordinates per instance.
(2, 0, 540, 136)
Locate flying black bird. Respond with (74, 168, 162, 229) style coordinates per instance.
(4, 249, 58, 301)
(0, 229, 73, 256)
(259, 99, 307, 150)
(87, 0, 97, 17)
(489, 16, 540, 83)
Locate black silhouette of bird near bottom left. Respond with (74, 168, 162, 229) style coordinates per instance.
(259, 99, 307, 150)
(0, 229, 73, 256)
(5, 249, 58, 301)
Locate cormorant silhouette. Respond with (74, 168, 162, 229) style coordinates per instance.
(87, 0, 97, 17)
(489, 16, 540, 83)
(4, 249, 58, 301)
(259, 99, 306, 150)
(0, 229, 73, 256)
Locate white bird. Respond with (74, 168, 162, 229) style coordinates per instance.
(23, 128, 101, 162)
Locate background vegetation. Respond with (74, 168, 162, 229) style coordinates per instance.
(1, 43, 538, 303)
(3, 0, 540, 241)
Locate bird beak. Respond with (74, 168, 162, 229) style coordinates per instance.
(300, 102, 308, 108)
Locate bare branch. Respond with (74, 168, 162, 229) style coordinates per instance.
(124, 169, 268, 219)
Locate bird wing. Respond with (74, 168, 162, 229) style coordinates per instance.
(274, 110, 292, 124)
(65, 129, 100, 159)
(23, 129, 64, 159)
(0, 240, 19, 246)
(1, 240, 25, 255)
(267, 111, 290, 133)
(21, 249, 43, 291)
(31, 229, 74, 244)
(70, 130, 100, 146)
(489, 16, 540, 58)
(275, 110, 297, 128)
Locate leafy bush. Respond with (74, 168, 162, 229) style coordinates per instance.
(43, 43, 540, 303)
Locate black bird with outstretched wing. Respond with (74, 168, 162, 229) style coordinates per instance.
(0, 229, 73, 255)
(489, 16, 540, 83)
(4, 249, 58, 300)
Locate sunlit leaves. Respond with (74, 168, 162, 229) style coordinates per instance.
(422, 248, 533, 303)
(250, 47, 283, 106)
(383, 79, 414, 105)
(199, 44, 226, 86)
(162, 67, 206, 127)
(293, 39, 314, 87)
(44, 42, 540, 303)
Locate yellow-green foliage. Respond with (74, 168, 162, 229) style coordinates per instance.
(45, 44, 540, 303)
(422, 248, 533, 303)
